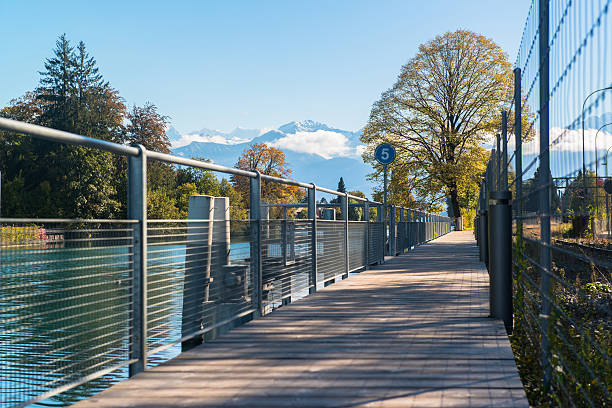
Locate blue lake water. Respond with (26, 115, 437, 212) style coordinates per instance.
(1, 242, 252, 408)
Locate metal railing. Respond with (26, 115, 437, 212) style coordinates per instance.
(476, 1, 612, 405)
(0, 117, 451, 407)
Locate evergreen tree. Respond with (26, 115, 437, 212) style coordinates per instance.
(337, 177, 346, 193)
(38, 34, 75, 130)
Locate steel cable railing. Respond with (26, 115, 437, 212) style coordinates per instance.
(0, 220, 136, 408)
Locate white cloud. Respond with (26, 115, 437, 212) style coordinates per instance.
(268, 130, 362, 159)
(355, 145, 367, 157)
(172, 133, 251, 148)
(506, 127, 612, 153)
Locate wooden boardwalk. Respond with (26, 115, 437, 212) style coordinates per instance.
(75, 231, 528, 407)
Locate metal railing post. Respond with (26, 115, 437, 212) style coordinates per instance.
(424, 212, 428, 241)
(250, 172, 263, 317)
(399, 208, 405, 253)
(128, 144, 147, 377)
(415, 211, 420, 245)
(364, 201, 370, 268)
(502, 111, 508, 191)
(496, 133, 501, 191)
(481, 195, 490, 268)
(377, 204, 384, 263)
(538, 0, 552, 389)
(407, 209, 412, 249)
(488, 191, 513, 334)
(389, 205, 396, 256)
(514, 68, 523, 239)
(341, 193, 349, 277)
(308, 185, 317, 293)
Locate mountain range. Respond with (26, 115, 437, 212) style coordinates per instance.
(168, 120, 376, 197)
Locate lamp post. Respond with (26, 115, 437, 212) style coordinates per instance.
(581, 86, 612, 235)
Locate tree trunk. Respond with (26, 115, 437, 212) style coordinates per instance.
(450, 186, 461, 218)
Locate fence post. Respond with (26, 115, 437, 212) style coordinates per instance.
(489, 191, 513, 334)
(496, 133, 501, 191)
(538, 0, 552, 389)
(128, 144, 147, 377)
(502, 111, 508, 191)
(514, 68, 523, 239)
(480, 179, 489, 269)
(364, 201, 370, 268)
(250, 172, 263, 317)
(377, 204, 384, 263)
(389, 205, 396, 255)
(407, 209, 412, 249)
(424, 212, 428, 241)
(399, 208, 405, 253)
(341, 193, 349, 277)
(308, 185, 317, 294)
(414, 210, 418, 245)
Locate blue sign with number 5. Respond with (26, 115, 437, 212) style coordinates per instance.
(374, 143, 396, 165)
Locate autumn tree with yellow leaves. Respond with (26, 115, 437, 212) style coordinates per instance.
(232, 143, 304, 210)
(362, 30, 515, 218)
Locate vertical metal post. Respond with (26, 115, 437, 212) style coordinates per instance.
(389, 205, 396, 255)
(281, 216, 287, 266)
(417, 210, 420, 244)
(478, 184, 483, 260)
(489, 191, 513, 334)
(496, 133, 501, 191)
(250, 172, 263, 317)
(538, 0, 552, 390)
(514, 68, 523, 239)
(480, 178, 489, 268)
(407, 209, 412, 249)
(308, 185, 317, 293)
(341, 193, 349, 277)
(383, 164, 388, 254)
(364, 201, 370, 268)
(420, 211, 423, 243)
(502, 111, 508, 191)
(128, 145, 147, 377)
(399, 208, 404, 253)
(377, 204, 384, 263)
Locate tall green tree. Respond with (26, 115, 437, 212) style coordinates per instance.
(124, 103, 171, 153)
(362, 30, 514, 217)
(348, 190, 365, 220)
(1, 35, 125, 218)
(124, 102, 175, 193)
(337, 177, 346, 193)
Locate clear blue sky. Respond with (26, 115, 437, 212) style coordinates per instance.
(0, 0, 531, 134)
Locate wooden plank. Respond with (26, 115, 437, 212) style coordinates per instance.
(73, 231, 528, 408)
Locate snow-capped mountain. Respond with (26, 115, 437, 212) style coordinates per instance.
(169, 120, 374, 196)
(170, 126, 264, 147)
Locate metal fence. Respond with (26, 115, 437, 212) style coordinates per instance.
(476, 0, 612, 405)
(0, 117, 451, 407)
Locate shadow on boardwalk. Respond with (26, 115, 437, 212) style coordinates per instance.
(75, 231, 528, 408)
